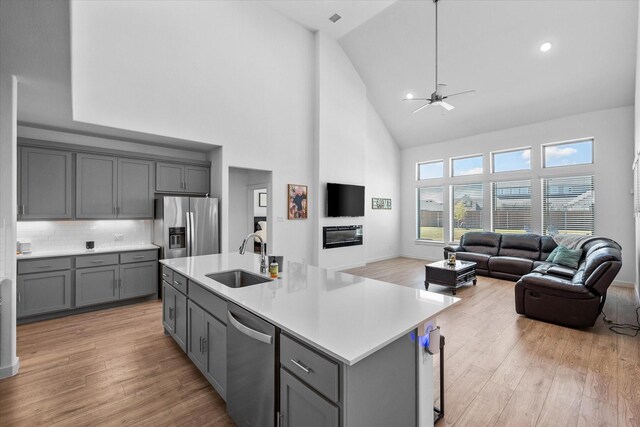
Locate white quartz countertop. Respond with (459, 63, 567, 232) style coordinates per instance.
(17, 244, 160, 260)
(161, 253, 459, 365)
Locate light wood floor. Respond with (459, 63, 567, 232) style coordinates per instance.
(0, 257, 638, 426)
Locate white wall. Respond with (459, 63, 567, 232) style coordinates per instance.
(401, 106, 635, 285)
(71, 0, 316, 264)
(228, 168, 250, 253)
(635, 2, 640, 301)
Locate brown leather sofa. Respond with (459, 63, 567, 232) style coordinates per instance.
(443, 232, 622, 328)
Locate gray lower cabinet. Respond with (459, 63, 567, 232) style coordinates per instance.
(76, 265, 119, 307)
(120, 261, 157, 299)
(19, 146, 73, 220)
(76, 153, 118, 219)
(17, 270, 71, 317)
(163, 282, 187, 352)
(280, 368, 339, 427)
(118, 158, 154, 219)
(185, 294, 227, 399)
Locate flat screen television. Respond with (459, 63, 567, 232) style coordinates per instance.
(327, 183, 365, 217)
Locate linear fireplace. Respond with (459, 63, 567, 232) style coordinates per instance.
(323, 225, 363, 249)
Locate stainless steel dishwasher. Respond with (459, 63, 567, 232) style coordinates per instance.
(227, 302, 277, 427)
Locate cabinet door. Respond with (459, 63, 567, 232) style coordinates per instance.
(76, 154, 118, 219)
(118, 158, 154, 218)
(17, 271, 71, 318)
(184, 166, 209, 194)
(174, 290, 188, 352)
(119, 261, 157, 299)
(156, 162, 184, 193)
(205, 312, 227, 399)
(162, 282, 176, 335)
(19, 147, 73, 220)
(280, 368, 339, 427)
(187, 301, 207, 373)
(76, 265, 119, 307)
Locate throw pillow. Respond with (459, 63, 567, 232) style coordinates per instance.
(553, 246, 583, 269)
(546, 246, 561, 262)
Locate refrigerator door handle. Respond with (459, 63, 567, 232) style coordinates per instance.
(190, 211, 196, 256)
(185, 211, 191, 257)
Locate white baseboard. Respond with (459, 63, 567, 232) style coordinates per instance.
(366, 254, 401, 263)
(329, 262, 366, 272)
(0, 357, 20, 379)
(611, 281, 634, 289)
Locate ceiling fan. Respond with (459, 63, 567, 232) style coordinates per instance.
(403, 0, 475, 113)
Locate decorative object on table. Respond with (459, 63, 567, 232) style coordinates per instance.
(372, 198, 392, 210)
(259, 192, 267, 207)
(447, 253, 456, 265)
(288, 184, 308, 220)
(86, 241, 95, 250)
(18, 241, 31, 255)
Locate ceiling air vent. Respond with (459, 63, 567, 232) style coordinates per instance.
(329, 13, 342, 23)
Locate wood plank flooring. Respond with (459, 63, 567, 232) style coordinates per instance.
(0, 257, 638, 426)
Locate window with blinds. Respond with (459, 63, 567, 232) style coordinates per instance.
(542, 175, 594, 236)
(417, 186, 444, 241)
(492, 180, 532, 233)
(451, 183, 483, 241)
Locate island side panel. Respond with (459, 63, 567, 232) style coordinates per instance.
(342, 332, 418, 427)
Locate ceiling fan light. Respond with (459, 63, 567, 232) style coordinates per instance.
(539, 42, 552, 52)
(405, 93, 414, 100)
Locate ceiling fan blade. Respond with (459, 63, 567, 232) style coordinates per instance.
(444, 89, 475, 98)
(403, 98, 430, 101)
(412, 103, 432, 114)
(440, 101, 455, 111)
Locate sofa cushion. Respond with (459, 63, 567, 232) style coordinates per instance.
(455, 252, 491, 271)
(519, 272, 595, 298)
(533, 263, 577, 279)
(553, 246, 583, 269)
(460, 232, 501, 256)
(498, 234, 541, 260)
(488, 256, 534, 276)
(540, 236, 558, 260)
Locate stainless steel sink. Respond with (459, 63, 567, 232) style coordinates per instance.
(206, 269, 272, 288)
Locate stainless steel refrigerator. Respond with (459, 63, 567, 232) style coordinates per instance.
(154, 196, 219, 260)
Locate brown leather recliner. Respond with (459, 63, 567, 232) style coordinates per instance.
(444, 232, 622, 328)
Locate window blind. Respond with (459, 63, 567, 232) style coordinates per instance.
(418, 186, 444, 241)
(542, 175, 594, 236)
(492, 180, 532, 233)
(451, 183, 484, 241)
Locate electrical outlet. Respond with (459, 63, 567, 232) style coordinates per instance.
(114, 234, 124, 241)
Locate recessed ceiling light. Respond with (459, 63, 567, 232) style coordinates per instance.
(405, 93, 414, 100)
(329, 13, 341, 23)
(539, 42, 552, 52)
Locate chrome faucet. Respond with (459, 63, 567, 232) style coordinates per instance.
(239, 233, 267, 274)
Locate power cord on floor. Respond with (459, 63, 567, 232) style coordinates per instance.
(602, 306, 640, 337)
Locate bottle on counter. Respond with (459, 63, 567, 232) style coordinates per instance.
(269, 261, 279, 279)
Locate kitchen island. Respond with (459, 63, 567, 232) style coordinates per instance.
(160, 253, 459, 427)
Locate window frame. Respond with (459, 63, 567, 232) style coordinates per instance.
(416, 186, 445, 242)
(450, 153, 484, 177)
(542, 138, 594, 169)
(490, 147, 532, 174)
(416, 159, 445, 181)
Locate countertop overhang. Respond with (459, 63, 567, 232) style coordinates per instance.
(161, 253, 459, 365)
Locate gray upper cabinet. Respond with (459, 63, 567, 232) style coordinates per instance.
(157, 162, 209, 194)
(76, 153, 118, 219)
(17, 270, 71, 317)
(76, 265, 119, 307)
(280, 368, 339, 427)
(118, 158, 154, 219)
(185, 166, 209, 194)
(156, 162, 185, 193)
(19, 147, 73, 220)
(119, 261, 157, 299)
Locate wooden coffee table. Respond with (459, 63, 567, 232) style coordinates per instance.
(424, 260, 477, 295)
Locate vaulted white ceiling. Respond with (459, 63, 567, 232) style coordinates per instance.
(337, 0, 638, 148)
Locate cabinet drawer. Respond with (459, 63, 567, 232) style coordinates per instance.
(120, 250, 158, 264)
(161, 265, 174, 285)
(171, 272, 188, 295)
(18, 257, 71, 274)
(76, 253, 119, 269)
(280, 333, 339, 403)
(188, 280, 226, 324)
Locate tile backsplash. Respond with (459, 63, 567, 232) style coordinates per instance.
(17, 220, 153, 252)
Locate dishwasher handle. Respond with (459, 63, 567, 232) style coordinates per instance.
(228, 311, 273, 345)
